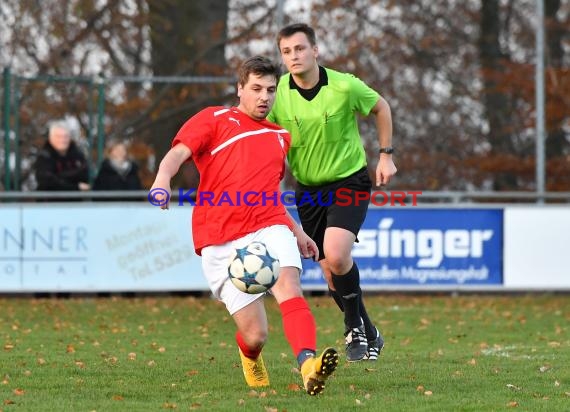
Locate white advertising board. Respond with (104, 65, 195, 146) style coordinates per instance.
(504, 207, 570, 289)
(0, 204, 207, 292)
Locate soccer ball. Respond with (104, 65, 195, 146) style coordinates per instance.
(228, 241, 280, 294)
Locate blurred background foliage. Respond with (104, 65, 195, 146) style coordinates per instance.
(0, 0, 568, 191)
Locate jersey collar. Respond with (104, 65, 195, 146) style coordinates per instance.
(289, 66, 328, 97)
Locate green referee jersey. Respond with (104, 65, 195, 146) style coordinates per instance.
(268, 67, 379, 186)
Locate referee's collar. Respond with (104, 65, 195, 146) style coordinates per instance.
(289, 66, 328, 90)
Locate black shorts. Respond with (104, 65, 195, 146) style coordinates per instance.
(295, 167, 371, 260)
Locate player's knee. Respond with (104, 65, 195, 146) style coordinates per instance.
(324, 254, 351, 275)
(271, 267, 302, 298)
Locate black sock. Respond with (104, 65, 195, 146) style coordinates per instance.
(332, 285, 377, 339)
(331, 263, 361, 329)
(358, 292, 377, 339)
(328, 288, 345, 312)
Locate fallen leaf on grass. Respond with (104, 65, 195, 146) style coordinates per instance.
(128, 352, 136, 361)
(106, 356, 118, 365)
(468, 358, 477, 365)
(554, 380, 560, 387)
(506, 384, 521, 391)
(112, 395, 124, 401)
(547, 341, 560, 348)
(66, 344, 75, 353)
(4, 399, 16, 405)
(185, 370, 198, 376)
(264, 407, 278, 412)
(162, 402, 177, 409)
(75, 361, 85, 369)
(539, 365, 551, 373)
(3, 344, 14, 351)
(416, 385, 433, 395)
(37, 358, 46, 365)
(287, 383, 301, 391)
(13, 389, 24, 396)
(507, 401, 519, 407)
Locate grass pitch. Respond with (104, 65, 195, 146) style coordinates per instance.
(1, 294, 568, 411)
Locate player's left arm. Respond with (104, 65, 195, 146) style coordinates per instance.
(370, 96, 398, 187)
(285, 209, 319, 261)
(150, 143, 192, 209)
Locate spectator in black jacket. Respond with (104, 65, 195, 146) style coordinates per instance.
(34, 121, 91, 191)
(93, 139, 142, 191)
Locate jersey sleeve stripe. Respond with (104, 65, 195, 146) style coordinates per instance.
(210, 128, 289, 155)
(213, 108, 231, 116)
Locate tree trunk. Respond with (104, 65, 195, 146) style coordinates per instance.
(544, 0, 566, 160)
(478, 0, 517, 190)
(147, 0, 229, 188)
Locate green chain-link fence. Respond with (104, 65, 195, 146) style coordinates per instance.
(1, 68, 234, 191)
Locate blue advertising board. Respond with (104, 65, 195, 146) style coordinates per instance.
(297, 208, 504, 287)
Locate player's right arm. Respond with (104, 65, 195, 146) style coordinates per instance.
(150, 143, 192, 209)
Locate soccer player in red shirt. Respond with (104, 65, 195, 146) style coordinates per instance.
(149, 56, 338, 395)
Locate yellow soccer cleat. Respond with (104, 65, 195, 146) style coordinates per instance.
(239, 348, 270, 387)
(300, 347, 339, 396)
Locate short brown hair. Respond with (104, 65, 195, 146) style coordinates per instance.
(277, 23, 317, 48)
(237, 56, 281, 87)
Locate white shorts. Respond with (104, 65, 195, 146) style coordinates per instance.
(201, 225, 302, 315)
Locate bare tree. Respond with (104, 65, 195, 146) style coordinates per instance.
(1, 0, 568, 192)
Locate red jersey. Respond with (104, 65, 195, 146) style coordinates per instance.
(172, 106, 293, 255)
